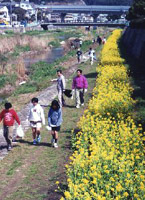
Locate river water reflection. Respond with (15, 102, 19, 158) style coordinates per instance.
(24, 47, 65, 68)
(0, 47, 65, 102)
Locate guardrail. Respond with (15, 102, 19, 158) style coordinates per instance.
(41, 22, 128, 30)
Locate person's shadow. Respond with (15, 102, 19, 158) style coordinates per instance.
(0, 145, 8, 150)
(17, 139, 52, 147)
(64, 105, 76, 108)
(84, 72, 98, 79)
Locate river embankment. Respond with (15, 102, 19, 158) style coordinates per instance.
(122, 27, 145, 63)
(0, 28, 84, 99)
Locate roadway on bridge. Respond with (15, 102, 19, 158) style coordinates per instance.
(38, 5, 130, 14)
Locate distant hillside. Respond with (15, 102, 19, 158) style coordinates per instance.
(30, 0, 86, 5)
(29, 0, 133, 5)
(28, 0, 133, 5)
(84, 0, 133, 5)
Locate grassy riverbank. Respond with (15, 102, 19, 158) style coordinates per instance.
(13, 39, 92, 95)
(0, 28, 84, 95)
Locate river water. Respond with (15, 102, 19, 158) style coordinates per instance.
(0, 47, 65, 102)
(24, 47, 65, 68)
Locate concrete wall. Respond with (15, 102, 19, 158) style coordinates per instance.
(122, 27, 145, 62)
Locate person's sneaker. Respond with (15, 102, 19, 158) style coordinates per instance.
(8, 145, 12, 151)
(54, 143, 58, 148)
(37, 135, 41, 143)
(81, 103, 84, 106)
(51, 138, 55, 146)
(16, 135, 21, 139)
(76, 105, 80, 109)
(33, 139, 37, 145)
(12, 139, 18, 144)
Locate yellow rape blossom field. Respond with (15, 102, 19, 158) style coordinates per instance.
(61, 30, 145, 200)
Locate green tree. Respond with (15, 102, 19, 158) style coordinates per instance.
(126, 0, 145, 20)
(13, 8, 26, 21)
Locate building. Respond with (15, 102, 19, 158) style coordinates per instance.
(0, 6, 10, 22)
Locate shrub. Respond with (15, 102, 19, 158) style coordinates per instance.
(62, 30, 145, 200)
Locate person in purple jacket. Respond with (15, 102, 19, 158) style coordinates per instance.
(72, 69, 88, 108)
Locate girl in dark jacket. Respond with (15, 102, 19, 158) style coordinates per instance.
(48, 100, 62, 148)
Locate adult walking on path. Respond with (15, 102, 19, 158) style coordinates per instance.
(51, 70, 66, 107)
(57, 70, 66, 107)
(48, 100, 62, 148)
(28, 97, 45, 145)
(97, 35, 102, 45)
(88, 47, 95, 65)
(79, 40, 83, 47)
(102, 36, 106, 44)
(76, 48, 82, 63)
(72, 69, 88, 108)
(0, 102, 20, 151)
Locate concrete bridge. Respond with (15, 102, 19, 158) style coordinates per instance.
(41, 21, 128, 30)
(38, 5, 130, 22)
(38, 5, 130, 14)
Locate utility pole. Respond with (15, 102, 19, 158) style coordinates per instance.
(35, 9, 38, 24)
(10, 0, 12, 25)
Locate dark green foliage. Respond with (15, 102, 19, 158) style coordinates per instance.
(30, 61, 57, 81)
(126, 0, 145, 27)
(0, 75, 7, 88)
(11, 45, 31, 57)
(127, 0, 145, 20)
(13, 7, 26, 21)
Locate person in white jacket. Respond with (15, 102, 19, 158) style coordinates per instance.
(28, 97, 45, 145)
(88, 47, 95, 65)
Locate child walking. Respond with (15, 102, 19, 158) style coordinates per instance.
(0, 102, 20, 151)
(48, 100, 62, 148)
(28, 97, 45, 145)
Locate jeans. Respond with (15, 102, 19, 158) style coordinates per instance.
(3, 126, 13, 146)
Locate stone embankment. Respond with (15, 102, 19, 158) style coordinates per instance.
(122, 27, 145, 63)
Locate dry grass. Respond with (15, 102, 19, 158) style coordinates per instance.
(0, 35, 52, 54)
(15, 58, 26, 79)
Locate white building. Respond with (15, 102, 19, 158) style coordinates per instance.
(19, 2, 36, 16)
(0, 6, 10, 22)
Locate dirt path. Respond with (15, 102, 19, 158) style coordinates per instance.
(0, 42, 101, 200)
